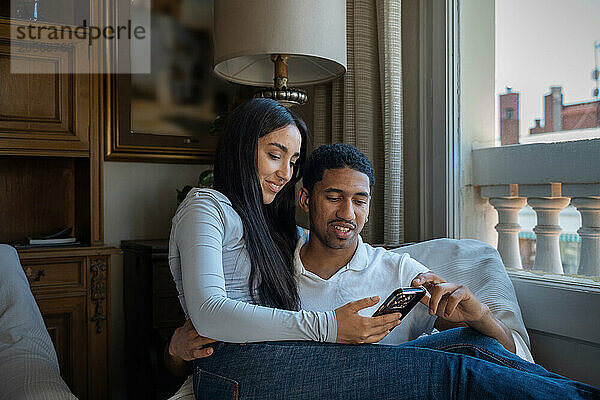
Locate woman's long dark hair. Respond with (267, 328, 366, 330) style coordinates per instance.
(213, 98, 308, 311)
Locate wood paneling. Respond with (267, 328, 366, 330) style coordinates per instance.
(38, 295, 88, 398)
(0, 54, 59, 119)
(0, 18, 89, 155)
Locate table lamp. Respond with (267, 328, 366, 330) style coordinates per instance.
(214, 0, 347, 106)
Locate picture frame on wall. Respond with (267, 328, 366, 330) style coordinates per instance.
(105, 0, 246, 163)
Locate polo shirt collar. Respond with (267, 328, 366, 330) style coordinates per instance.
(347, 235, 368, 271)
(294, 234, 369, 276)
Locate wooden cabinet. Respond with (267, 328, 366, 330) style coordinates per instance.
(122, 240, 187, 400)
(18, 248, 117, 400)
(0, 4, 114, 399)
(0, 18, 90, 156)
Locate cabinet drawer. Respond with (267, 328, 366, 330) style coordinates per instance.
(21, 257, 86, 293)
(154, 262, 178, 297)
(153, 296, 186, 329)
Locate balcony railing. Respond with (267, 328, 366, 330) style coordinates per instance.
(472, 138, 600, 277)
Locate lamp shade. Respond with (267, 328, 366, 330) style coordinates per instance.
(214, 0, 347, 87)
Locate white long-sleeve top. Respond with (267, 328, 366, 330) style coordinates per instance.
(168, 188, 337, 343)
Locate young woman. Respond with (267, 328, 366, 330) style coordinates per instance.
(169, 99, 599, 399)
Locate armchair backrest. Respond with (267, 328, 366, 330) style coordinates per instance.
(389, 238, 533, 362)
(0, 244, 76, 399)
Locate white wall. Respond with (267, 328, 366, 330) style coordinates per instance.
(104, 161, 208, 400)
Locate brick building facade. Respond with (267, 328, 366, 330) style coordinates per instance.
(499, 86, 600, 144)
(499, 88, 519, 145)
(530, 86, 600, 134)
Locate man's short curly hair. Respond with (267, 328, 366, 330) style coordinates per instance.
(302, 143, 375, 194)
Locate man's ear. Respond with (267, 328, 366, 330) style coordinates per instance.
(298, 187, 310, 213)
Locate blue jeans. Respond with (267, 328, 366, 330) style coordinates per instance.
(193, 328, 599, 399)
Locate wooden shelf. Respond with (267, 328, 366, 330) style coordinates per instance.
(1, 4, 112, 398)
(18, 244, 121, 258)
(0, 156, 92, 245)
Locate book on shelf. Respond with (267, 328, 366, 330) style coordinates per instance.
(29, 237, 77, 245)
(15, 241, 81, 250)
(23, 227, 78, 246)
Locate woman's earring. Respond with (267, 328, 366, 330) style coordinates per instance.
(365, 216, 369, 223)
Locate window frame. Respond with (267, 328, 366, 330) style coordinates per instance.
(417, 0, 460, 241)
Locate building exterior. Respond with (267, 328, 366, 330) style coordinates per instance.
(499, 87, 519, 145)
(530, 86, 600, 134)
(499, 86, 600, 145)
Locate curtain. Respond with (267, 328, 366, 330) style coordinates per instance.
(313, 0, 404, 246)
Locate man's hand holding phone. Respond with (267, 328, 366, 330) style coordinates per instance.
(411, 271, 517, 353)
(411, 272, 489, 325)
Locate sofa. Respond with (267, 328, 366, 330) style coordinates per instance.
(167, 238, 534, 399)
(0, 244, 76, 400)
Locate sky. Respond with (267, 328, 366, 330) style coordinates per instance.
(495, 0, 600, 140)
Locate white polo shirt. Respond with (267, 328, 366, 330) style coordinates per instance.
(295, 235, 437, 345)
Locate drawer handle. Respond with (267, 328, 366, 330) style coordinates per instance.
(25, 267, 45, 283)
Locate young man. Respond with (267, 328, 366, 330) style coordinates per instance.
(166, 144, 598, 399)
(294, 144, 515, 350)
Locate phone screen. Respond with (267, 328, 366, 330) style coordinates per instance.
(372, 287, 426, 318)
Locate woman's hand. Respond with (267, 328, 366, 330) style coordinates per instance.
(334, 297, 402, 344)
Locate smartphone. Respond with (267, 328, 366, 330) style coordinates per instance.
(372, 287, 427, 318)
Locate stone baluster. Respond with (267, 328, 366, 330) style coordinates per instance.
(489, 197, 527, 269)
(571, 197, 600, 277)
(527, 197, 570, 274)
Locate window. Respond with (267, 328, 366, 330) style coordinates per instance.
(455, 0, 600, 282)
(496, 0, 600, 146)
(492, 0, 600, 280)
(447, 0, 600, 385)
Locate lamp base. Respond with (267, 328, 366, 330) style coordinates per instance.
(254, 87, 308, 107)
